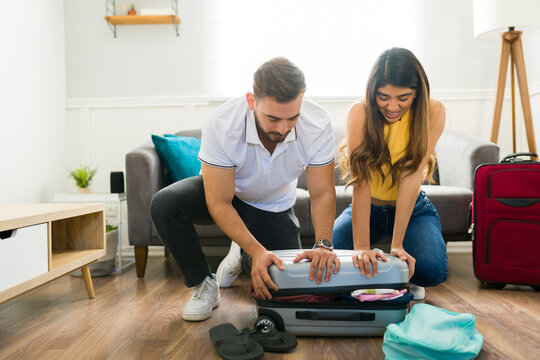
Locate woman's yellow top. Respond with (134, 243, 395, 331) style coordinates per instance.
(369, 110, 411, 201)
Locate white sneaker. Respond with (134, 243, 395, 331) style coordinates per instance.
(409, 284, 425, 300)
(182, 274, 220, 321)
(216, 241, 242, 288)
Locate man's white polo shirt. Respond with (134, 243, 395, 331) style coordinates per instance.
(198, 96, 335, 213)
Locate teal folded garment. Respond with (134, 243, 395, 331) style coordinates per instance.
(383, 303, 483, 360)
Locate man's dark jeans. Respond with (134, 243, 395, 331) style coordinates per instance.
(150, 175, 301, 287)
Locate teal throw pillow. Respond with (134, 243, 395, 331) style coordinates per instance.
(151, 134, 202, 183)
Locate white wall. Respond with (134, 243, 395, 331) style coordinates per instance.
(65, 0, 207, 98)
(62, 0, 540, 194)
(0, 1, 67, 203)
(64, 0, 540, 98)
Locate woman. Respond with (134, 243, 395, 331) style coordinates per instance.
(333, 47, 448, 299)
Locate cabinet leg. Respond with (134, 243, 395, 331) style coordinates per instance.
(135, 246, 148, 278)
(81, 265, 96, 299)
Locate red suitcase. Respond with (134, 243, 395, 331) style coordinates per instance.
(470, 152, 540, 290)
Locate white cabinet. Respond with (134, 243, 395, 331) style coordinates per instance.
(0, 203, 106, 304)
(0, 223, 48, 292)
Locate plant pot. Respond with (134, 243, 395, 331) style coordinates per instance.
(72, 229, 119, 277)
(77, 187, 91, 194)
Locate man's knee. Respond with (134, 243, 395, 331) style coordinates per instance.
(150, 187, 171, 224)
(150, 179, 208, 226)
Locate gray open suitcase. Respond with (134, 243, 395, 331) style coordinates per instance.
(253, 249, 411, 337)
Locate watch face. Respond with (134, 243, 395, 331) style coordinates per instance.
(321, 239, 332, 248)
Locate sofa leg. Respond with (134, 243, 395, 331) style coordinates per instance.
(134, 246, 148, 278)
(164, 248, 169, 257)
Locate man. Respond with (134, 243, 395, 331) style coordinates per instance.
(150, 57, 340, 322)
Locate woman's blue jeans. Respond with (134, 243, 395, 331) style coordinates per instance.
(332, 191, 448, 287)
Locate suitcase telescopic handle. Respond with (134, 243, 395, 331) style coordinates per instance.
(500, 152, 538, 163)
(296, 311, 375, 322)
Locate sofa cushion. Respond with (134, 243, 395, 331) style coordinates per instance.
(422, 185, 473, 235)
(151, 134, 201, 182)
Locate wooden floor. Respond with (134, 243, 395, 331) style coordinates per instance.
(0, 253, 539, 360)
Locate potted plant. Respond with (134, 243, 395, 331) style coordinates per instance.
(128, 4, 137, 15)
(69, 166, 97, 193)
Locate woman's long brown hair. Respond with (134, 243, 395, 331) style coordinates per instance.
(339, 47, 436, 188)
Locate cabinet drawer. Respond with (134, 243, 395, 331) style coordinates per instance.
(0, 223, 48, 292)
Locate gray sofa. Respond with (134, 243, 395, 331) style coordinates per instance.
(126, 127, 499, 277)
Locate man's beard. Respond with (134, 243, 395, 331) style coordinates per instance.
(254, 113, 290, 143)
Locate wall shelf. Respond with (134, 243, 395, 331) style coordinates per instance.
(104, 15, 180, 26)
(105, 0, 180, 37)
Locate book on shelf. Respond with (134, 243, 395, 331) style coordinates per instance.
(139, 8, 175, 16)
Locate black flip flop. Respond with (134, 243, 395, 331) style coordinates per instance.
(209, 323, 264, 360)
(239, 324, 297, 353)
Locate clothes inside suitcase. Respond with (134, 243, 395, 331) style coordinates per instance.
(252, 249, 412, 337)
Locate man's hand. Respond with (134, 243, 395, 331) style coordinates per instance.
(293, 248, 341, 284)
(352, 249, 387, 278)
(390, 247, 415, 279)
(251, 250, 284, 300)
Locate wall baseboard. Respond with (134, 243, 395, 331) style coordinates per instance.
(121, 246, 230, 258)
(446, 241, 472, 254)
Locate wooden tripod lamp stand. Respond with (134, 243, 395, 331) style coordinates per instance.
(473, 0, 540, 159)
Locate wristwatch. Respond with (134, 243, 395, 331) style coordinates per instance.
(315, 238, 333, 251)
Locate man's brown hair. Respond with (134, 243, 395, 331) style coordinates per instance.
(253, 57, 306, 103)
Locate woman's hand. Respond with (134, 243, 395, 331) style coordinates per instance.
(390, 247, 415, 279)
(352, 249, 387, 278)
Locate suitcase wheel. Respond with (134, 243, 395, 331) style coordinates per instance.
(256, 309, 285, 331)
(255, 315, 278, 330)
(487, 282, 507, 290)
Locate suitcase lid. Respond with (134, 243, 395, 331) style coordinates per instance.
(268, 249, 409, 296)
